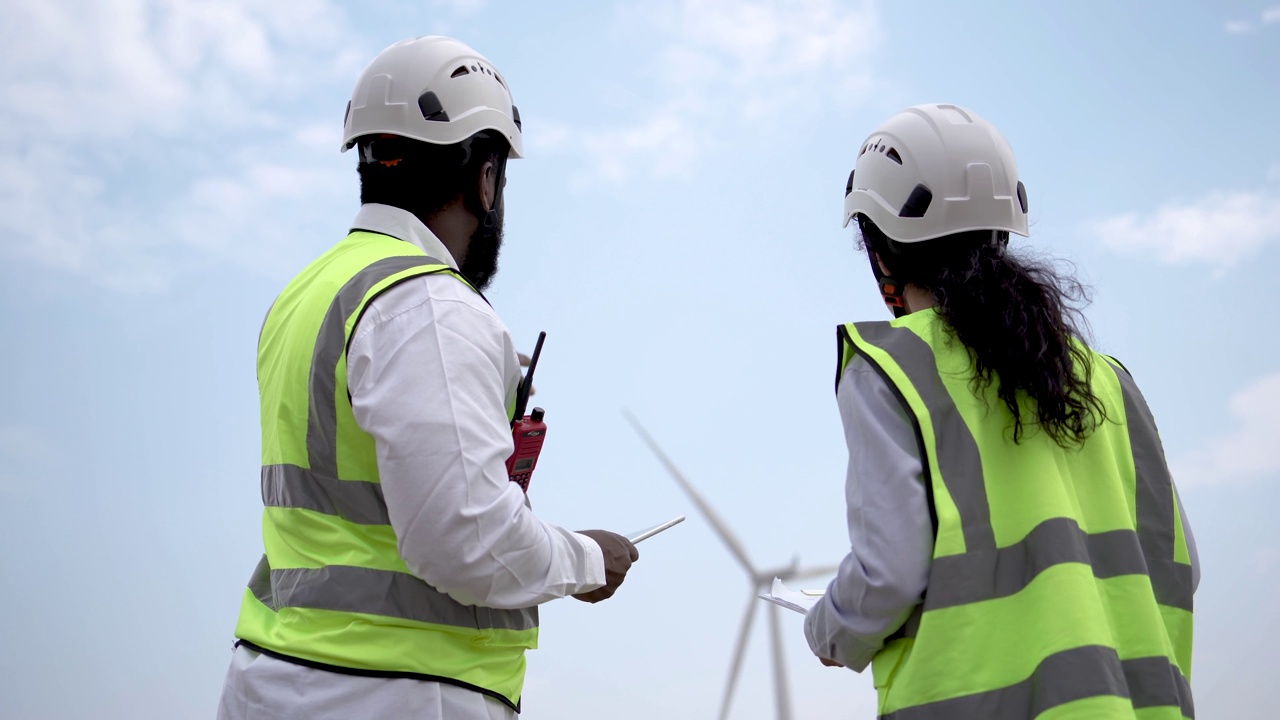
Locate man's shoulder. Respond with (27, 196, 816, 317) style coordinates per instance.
(360, 271, 505, 336)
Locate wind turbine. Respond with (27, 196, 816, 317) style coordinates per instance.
(624, 411, 838, 720)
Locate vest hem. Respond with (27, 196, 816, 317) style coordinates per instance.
(234, 638, 521, 713)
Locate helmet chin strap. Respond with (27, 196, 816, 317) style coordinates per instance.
(481, 207, 500, 239)
(868, 251, 908, 318)
(478, 152, 508, 243)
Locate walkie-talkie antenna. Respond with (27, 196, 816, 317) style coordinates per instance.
(512, 331, 546, 424)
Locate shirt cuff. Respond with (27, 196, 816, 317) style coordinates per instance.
(571, 530, 607, 592)
(804, 595, 880, 672)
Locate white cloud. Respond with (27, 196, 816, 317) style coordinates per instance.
(1093, 187, 1280, 269)
(1225, 6, 1280, 32)
(526, 120, 573, 156)
(437, 0, 489, 15)
(0, 131, 351, 294)
(0, 0, 349, 140)
(167, 155, 352, 279)
(647, 0, 876, 103)
(0, 0, 360, 293)
(0, 144, 172, 293)
(579, 112, 701, 183)
(562, 0, 879, 183)
(1173, 372, 1280, 489)
(295, 122, 342, 154)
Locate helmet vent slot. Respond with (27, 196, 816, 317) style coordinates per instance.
(886, 147, 902, 165)
(417, 91, 450, 122)
(845, 169, 856, 195)
(451, 66, 470, 78)
(1016, 181, 1028, 213)
(898, 184, 933, 218)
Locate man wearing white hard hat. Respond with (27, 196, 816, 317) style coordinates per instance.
(216, 36, 638, 720)
(804, 104, 1198, 719)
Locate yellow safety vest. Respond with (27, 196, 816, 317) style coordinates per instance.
(234, 231, 537, 711)
(838, 310, 1194, 719)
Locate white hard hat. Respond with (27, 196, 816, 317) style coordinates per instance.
(341, 36, 523, 158)
(843, 104, 1028, 242)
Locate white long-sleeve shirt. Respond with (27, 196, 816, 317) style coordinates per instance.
(218, 204, 605, 720)
(804, 353, 1200, 672)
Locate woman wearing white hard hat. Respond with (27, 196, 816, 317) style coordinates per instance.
(805, 104, 1198, 720)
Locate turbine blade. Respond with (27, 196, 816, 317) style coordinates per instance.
(719, 594, 758, 720)
(623, 410, 758, 575)
(767, 603, 793, 720)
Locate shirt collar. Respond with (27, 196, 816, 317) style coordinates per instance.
(350, 203, 459, 271)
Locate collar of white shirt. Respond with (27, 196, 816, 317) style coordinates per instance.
(350, 203, 460, 271)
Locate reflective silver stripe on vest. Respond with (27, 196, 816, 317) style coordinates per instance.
(848, 325, 1193, 613)
(881, 645, 1193, 719)
(248, 554, 275, 609)
(1125, 655, 1195, 717)
(854, 322, 996, 552)
(265, 254, 450, 525)
(925, 517, 1151, 610)
(262, 464, 389, 526)
(254, 252, 538, 632)
(306, 255, 453, 481)
(246, 554, 538, 631)
(1108, 360, 1194, 613)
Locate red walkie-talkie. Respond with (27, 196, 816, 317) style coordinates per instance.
(506, 331, 547, 493)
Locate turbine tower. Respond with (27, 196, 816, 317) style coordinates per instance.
(624, 411, 837, 720)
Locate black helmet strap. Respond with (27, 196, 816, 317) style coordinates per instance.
(868, 251, 908, 319)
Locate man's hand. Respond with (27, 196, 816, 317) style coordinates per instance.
(573, 530, 639, 603)
(819, 657, 845, 668)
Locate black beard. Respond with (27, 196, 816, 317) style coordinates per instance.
(460, 213, 503, 292)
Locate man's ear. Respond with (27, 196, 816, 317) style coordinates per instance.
(477, 158, 498, 213)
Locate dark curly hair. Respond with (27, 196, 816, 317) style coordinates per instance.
(858, 216, 1107, 447)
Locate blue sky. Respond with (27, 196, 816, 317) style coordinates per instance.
(1, 1, 1278, 718)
